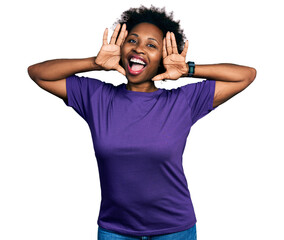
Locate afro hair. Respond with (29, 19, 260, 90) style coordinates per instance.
(113, 5, 186, 54)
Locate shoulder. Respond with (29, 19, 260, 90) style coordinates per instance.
(66, 74, 118, 93)
(179, 80, 215, 98)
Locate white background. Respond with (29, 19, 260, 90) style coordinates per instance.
(1, 0, 283, 239)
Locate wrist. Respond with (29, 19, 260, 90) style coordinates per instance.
(181, 63, 190, 78)
(187, 61, 195, 77)
(91, 56, 104, 71)
(181, 61, 195, 78)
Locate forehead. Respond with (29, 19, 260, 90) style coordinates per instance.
(129, 22, 163, 41)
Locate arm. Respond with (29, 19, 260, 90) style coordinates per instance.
(190, 63, 257, 108)
(27, 57, 102, 101)
(28, 56, 102, 81)
(27, 23, 127, 101)
(152, 32, 257, 108)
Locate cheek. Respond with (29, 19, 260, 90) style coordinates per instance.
(150, 52, 163, 67)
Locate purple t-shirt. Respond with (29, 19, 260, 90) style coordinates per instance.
(63, 74, 217, 236)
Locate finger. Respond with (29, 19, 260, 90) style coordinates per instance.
(116, 65, 126, 76)
(162, 38, 167, 59)
(116, 23, 126, 46)
(152, 73, 168, 81)
(121, 30, 128, 45)
(181, 40, 189, 58)
(171, 32, 178, 54)
(110, 24, 121, 44)
(166, 31, 172, 55)
(103, 28, 108, 45)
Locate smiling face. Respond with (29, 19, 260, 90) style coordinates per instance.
(121, 22, 164, 84)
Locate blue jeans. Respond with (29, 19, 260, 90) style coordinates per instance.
(98, 224, 197, 240)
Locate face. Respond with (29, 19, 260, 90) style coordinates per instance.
(121, 22, 164, 83)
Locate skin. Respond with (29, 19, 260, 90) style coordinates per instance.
(28, 21, 256, 109)
(95, 22, 257, 107)
(26, 17, 257, 233)
(95, 22, 190, 93)
(121, 22, 164, 92)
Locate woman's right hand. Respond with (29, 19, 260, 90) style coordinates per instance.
(95, 23, 128, 75)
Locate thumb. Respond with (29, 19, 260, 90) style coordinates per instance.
(152, 73, 168, 81)
(116, 65, 126, 76)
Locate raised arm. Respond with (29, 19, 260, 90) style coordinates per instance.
(152, 32, 257, 108)
(192, 63, 257, 108)
(27, 23, 128, 102)
(27, 57, 101, 101)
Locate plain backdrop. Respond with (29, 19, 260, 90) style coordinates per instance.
(1, 0, 283, 239)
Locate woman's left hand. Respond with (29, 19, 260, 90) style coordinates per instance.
(152, 32, 189, 81)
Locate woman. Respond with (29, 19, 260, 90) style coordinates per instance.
(27, 5, 256, 240)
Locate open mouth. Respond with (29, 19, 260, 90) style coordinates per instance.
(127, 56, 147, 76)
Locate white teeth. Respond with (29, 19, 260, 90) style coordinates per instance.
(129, 57, 146, 65)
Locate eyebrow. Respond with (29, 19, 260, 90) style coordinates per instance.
(129, 33, 160, 45)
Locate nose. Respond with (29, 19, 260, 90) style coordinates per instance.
(133, 43, 145, 54)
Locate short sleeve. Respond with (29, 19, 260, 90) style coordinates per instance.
(63, 74, 103, 122)
(181, 79, 218, 125)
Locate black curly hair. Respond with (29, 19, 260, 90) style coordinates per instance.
(113, 5, 186, 76)
(114, 5, 186, 54)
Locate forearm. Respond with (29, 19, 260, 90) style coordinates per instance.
(28, 56, 103, 81)
(184, 63, 256, 82)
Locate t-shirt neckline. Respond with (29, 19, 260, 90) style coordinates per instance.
(121, 83, 163, 96)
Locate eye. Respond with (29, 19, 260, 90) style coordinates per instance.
(148, 43, 156, 48)
(128, 39, 136, 43)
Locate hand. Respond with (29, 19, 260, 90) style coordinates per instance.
(152, 32, 189, 81)
(95, 23, 128, 75)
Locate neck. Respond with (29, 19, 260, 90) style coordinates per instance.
(126, 82, 158, 92)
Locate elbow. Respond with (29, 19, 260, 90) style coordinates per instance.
(27, 64, 39, 81)
(246, 67, 257, 83)
(27, 65, 34, 79)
